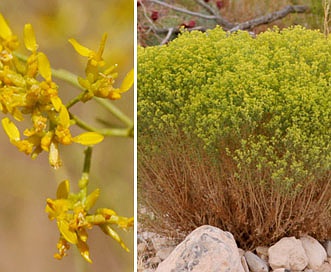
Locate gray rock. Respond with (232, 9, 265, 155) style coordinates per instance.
(300, 235, 327, 270)
(155, 225, 245, 272)
(244, 251, 269, 272)
(268, 237, 308, 270)
(323, 240, 331, 257)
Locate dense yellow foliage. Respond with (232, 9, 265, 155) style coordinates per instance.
(138, 26, 331, 194)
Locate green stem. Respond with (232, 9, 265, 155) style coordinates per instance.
(79, 146, 93, 190)
(94, 97, 133, 127)
(71, 113, 133, 137)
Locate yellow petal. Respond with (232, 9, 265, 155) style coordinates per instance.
(1, 117, 20, 142)
(56, 180, 70, 199)
(41, 131, 54, 151)
(51, 96, 63, 112)
(23, 24, 38, 52)
(37, 52, 52, 81)
(68, 38, 93, 57)
(96, 33, 108, 60)
(108, 90, 121, 100)
(49, 141, 62, 169)
(0, 13, 12, 39)
(77, 239, 92, 263)
(120, 68, 134, 92)
(72, 132, 104, 145)
(57, 220, 78, 245)
(58, 105, 70, 128)
(85, 188, 100, 210)
(99, 224, 129, 252)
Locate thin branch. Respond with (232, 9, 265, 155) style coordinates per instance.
(193, 0, 234, 28)
(161, 27, 175, 45)
(229, 5, 309, 32)
(149, 0, 216, 20)
(194, 0, 216, 15)
(71, 113, 133, 138)
(154, 26, 208, 35)
(149, 4, 309, 41)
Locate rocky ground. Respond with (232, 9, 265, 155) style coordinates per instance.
(138, 225, 331, 272)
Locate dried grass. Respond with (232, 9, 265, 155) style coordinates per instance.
(138, 134, 331, 249)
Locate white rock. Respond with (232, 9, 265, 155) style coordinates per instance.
(241, 256, 250, 272)
(272, 269, 288, 272)
(156, 225, 245, 272)
(268, 237, 308, 270)
(300, 235, 327, 270)
(244, 251, 269, 272)
(315, 262, 331, 272)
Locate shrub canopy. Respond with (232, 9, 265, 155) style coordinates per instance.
(138, 26, 331, 194)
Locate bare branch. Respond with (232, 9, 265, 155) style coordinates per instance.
(149, 0, 216, 20)
(229, 5, 309, 32)
(194, 0, 218, 15)
(193, 0, 235, 28)
(143, 3, 310, 45)
(161, 27, 175, 45)
(154, 26, 208, 35)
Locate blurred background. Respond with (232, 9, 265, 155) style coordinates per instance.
(0, 0, 134, 271)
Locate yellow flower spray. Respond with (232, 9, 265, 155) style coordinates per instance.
(0, 13, 133, 263)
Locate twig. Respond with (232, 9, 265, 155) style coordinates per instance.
(193, 0, 234, 28)
(229, 5, 309, 32)
(148, 4, 309, 42)
(161, 27, 175, 45)
(149, 0, 216, 20)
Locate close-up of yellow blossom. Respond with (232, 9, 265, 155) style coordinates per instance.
(45, 179, 133, 263)
(0, 0, 133, 271)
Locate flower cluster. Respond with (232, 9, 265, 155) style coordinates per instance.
(69, 35, 134, 102)
(0, 14, 105, 168)
(45, 179, 133, 263)
(138, 26, 331, 194)
(1, 13, 134, 263)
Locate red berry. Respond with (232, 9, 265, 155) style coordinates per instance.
(137, 1, 141, 7)
(151, 11, 159, 21)
(187, 20, 196, 28)
(204, 0, 210, 2)
(216, 0, 225, 9)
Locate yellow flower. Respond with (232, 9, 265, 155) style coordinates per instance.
(45, 179, 133, 263)
(0, 13, 19, 50)
(1, 115, 104, 169)
(69, 34, 133, 101)
(69, 33, 107, 69)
